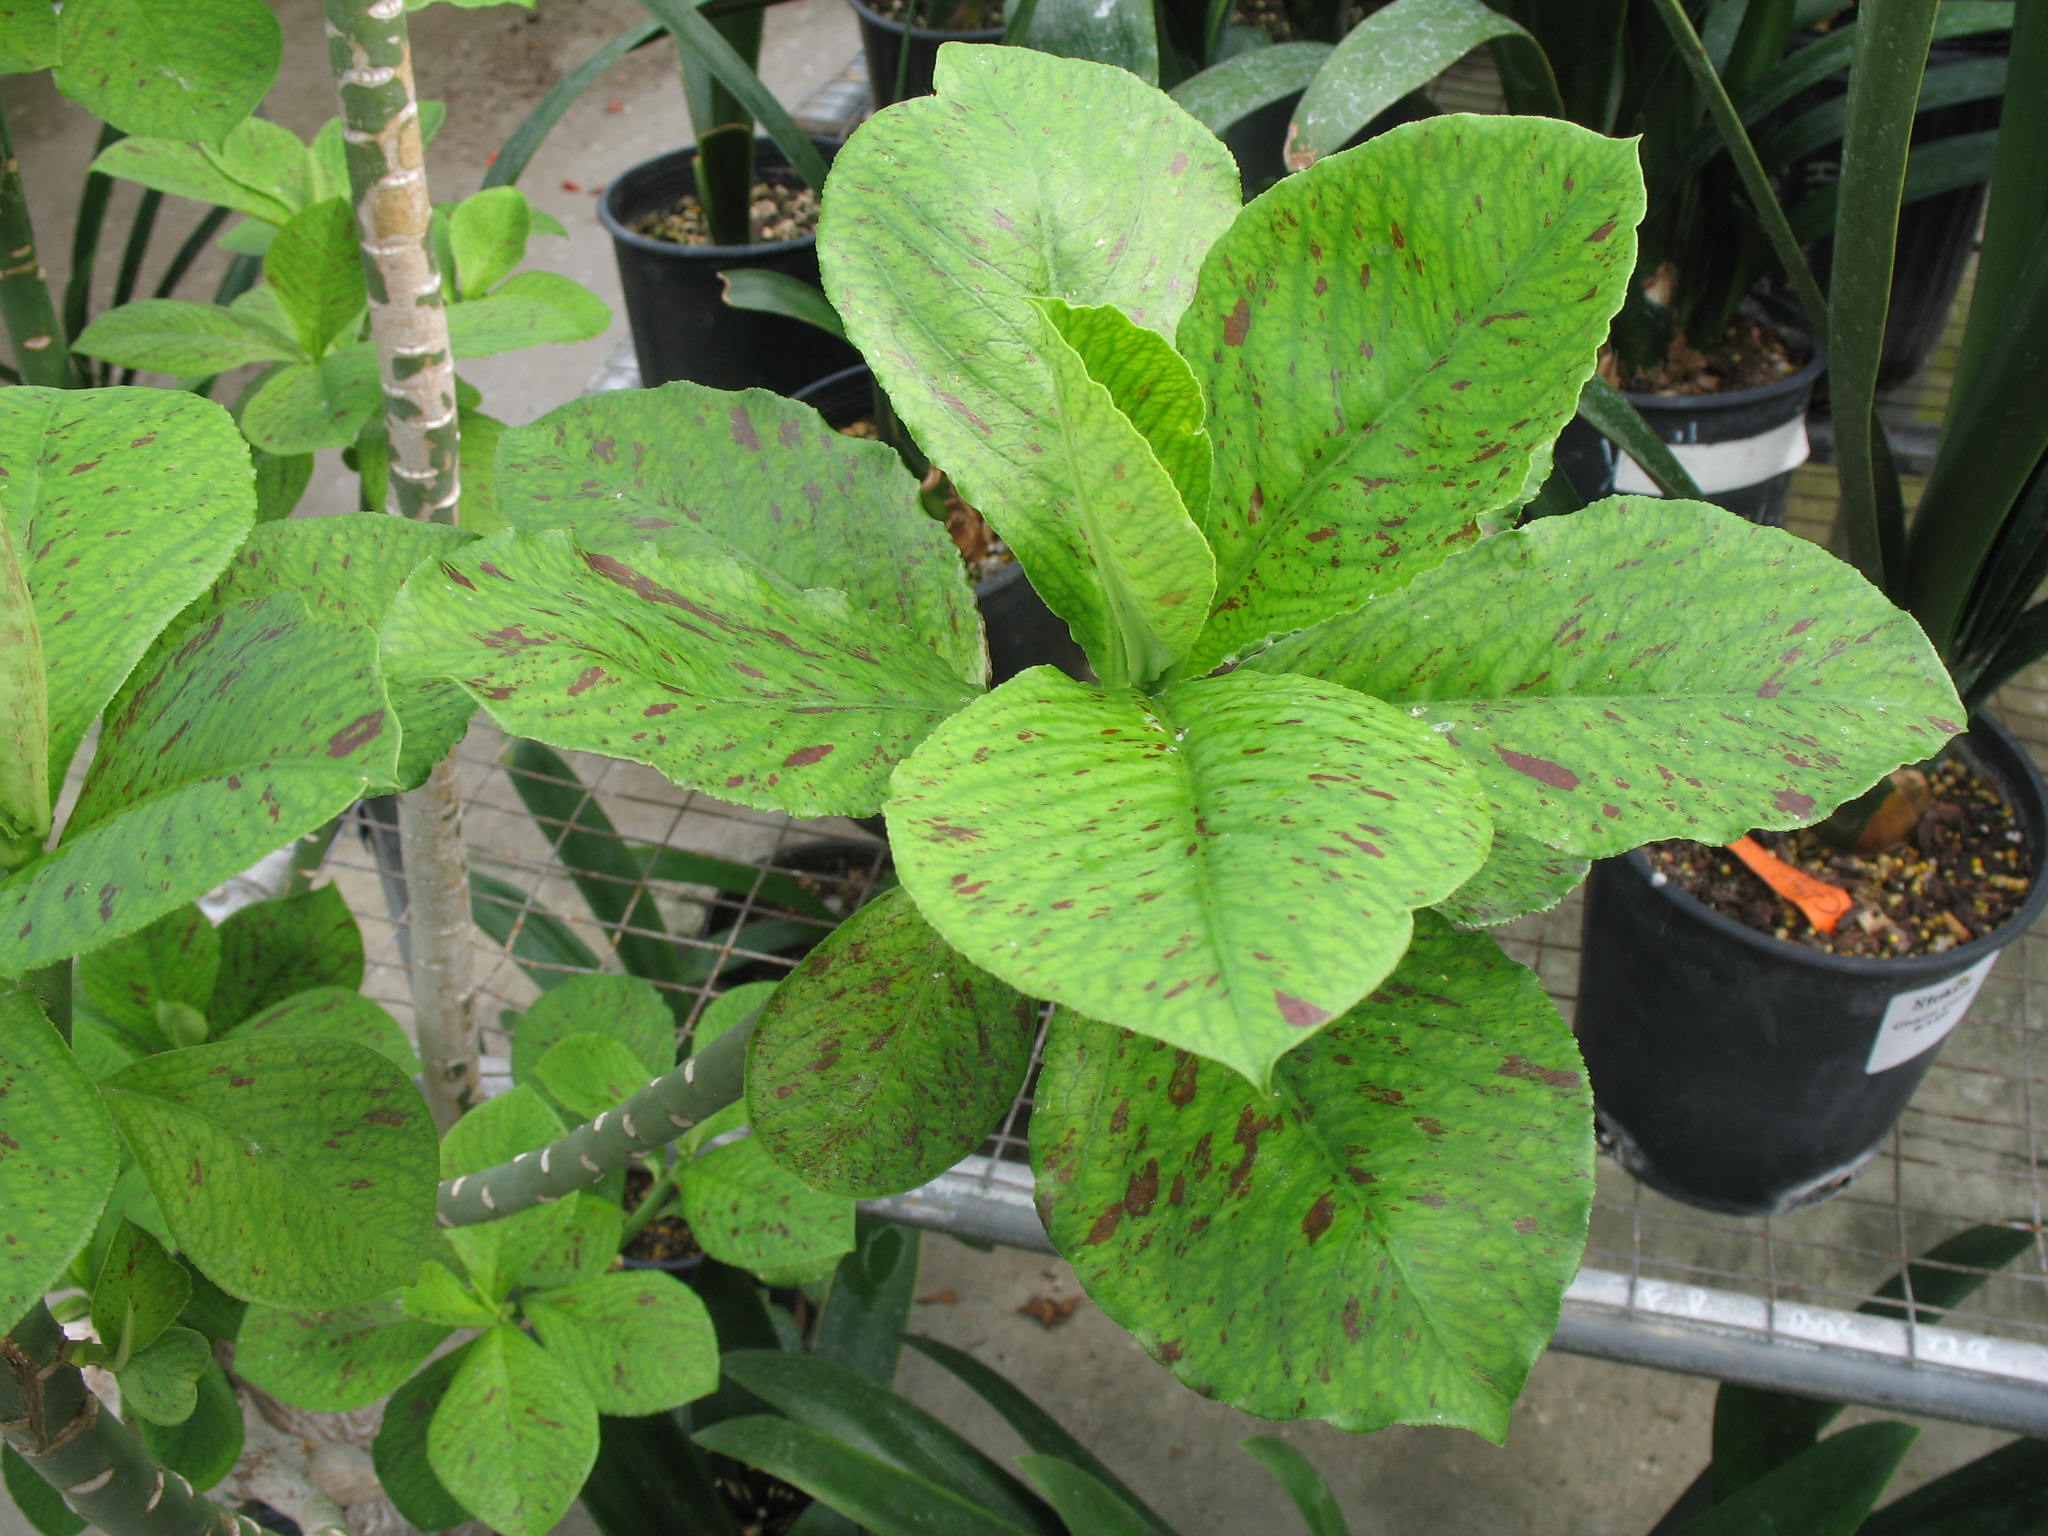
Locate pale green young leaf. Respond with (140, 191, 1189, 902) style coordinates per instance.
(399, 1260, 498, 1329)
(534, 1035, 653, 1123)
(1043, 300, 1212, 525)
(78, 904, 219, 1045)
(446, 271, 608, 358)
(0, 596, 397, 973)
(506, 972, 674, 1089)
(680, 1109, 856, 1285)
(821, 49, 1238, 610)
(524, 1270, 719, 1415)
(72, 299, 303, 376)
(137, 1356, 239, 1491)
(748, 887, 1036, 1198)
(887, 667, 1491, 1086)
(90, 126, 296, 224)
(439, 1087, 576, 1300)
(449, 186, 532, 300)
(1253, 498, 1964, 856)
(1034, 915, 1590, 1439)
(428, 1324, 598, 1536)
(0, 387, 254, 794)
(0, 994, 122, 1337)
(1431, 830, 1588, 929)
(0, 529, 48, 860)
(692, 980, 777, 1053)
(239, 346, 381, 453)
(53, 0, 280, 143)
(90, 1218, 190, 1359)
(208, 882, 364, 1028)
(225, 988, 420, 1075)
(115, 1326, 210, 1424)
(237, 1297, 451, 1411)
(202, 116, 313, 221)
(373, 1345, 474, 1532)
(497, 383, 984, 687)
(266, 199, 365, 360)
(1178, 116, 1642, 672)
(101, 1038, 437, 1308)
(216, 220, 274, 256)
(381, 528, 979, 819)
(0, 0, 57, 71)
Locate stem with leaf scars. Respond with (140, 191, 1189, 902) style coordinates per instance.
(324, 0, 479, 1129)
(438, 1019, 753, 1227)
(2, 1303, 252, 1536)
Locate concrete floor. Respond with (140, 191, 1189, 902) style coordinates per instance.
(3, 2, 2034, 1532)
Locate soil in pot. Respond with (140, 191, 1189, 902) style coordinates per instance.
(620, 1164, 703, 1271)
(1611, 309, 1811, 397)
(858, 0, 1001, 23)
(629, 170, 819, 247)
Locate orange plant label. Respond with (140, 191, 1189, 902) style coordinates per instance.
(1726, 836, 1853, 935)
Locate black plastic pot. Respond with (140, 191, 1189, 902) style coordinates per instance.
(847, 0, 1002, 107)
(1552, 329, 1826, 527)
(793, 364, 1089, 687)
(1574, 713, 2048, 1217)
(600, 137, 860, 395)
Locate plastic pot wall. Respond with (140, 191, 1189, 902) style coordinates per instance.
(846, 0, 1002, 107)
(1574, 713, 2048, 1216)
(600, 137, 860, 395)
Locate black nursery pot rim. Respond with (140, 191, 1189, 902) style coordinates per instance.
(845, 0, 1004, 41)
(1621, 316, 1828, 415)
(598, 139, 830, 262)
(1616, 714, 2048, 981)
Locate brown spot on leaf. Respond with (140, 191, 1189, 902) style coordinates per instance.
(1774, 789, 1816, 817)
(1125, 1159, 1160, 1217)
(1167, 1052, 1200, 1107)
(1223, 298, 1251, 347)
(327, 711, 386, 758)
(1587, 219, 1616, 241)
(1275, 991, 1330, 1027)
(729, 405, 760, 449)
(1496, 1054, 1581, 1090)
(782, 744, 835, 768)
(1301, 1192, 1335, 1243)
(1495, 745, 1579, 790)
(1514, 1216, 1540, 1235)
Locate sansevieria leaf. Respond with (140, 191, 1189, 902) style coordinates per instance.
(1034, 915, 1590, 1439)
(1253, 499, 1964, 855)
(382, 528, 979, 818)
(748, 887, 1037, 1198)
(1, 595, 398, 972)
(887, 666, 1491, 1086)
(497, 383, 985, 689)
(821, 48, 1237, 617)
(1178, 115, 1643, 672)
(101, 1038, 438, 1308)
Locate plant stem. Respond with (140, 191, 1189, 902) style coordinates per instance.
(324, 0, 479, 1126)
(438, 1017, 754, 1227)
(0, 84, 80, 388)
(2, 1302, 251, 1536)
(619, 1151, 685, 1245)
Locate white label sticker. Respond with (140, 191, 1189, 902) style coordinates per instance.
(1866, 953, 1998, 1074)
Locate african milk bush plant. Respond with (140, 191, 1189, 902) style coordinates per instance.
(370, 42, 1965, 1440)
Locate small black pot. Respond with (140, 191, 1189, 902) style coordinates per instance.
(1552, 329, 1826, 527)
(1574, 713, 2048, 1217)
(792, 364, 1089, 688)
(846, 0, 1002, 107)
(600, 137, 861, 395)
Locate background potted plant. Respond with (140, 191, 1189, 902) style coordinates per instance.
(851, 0, 1006, 110)
(1575, 0, 2048, 1215)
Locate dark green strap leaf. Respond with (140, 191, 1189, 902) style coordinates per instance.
(1238, 1438, 1351, 1536)
(1171, 43, 1331, 135)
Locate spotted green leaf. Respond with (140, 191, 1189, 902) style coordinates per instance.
(1034, 915, 1590, 1439)
(189, 514, 475, 791)
(100, 1038, 437, 1308)
(1177, 115, 1642, 672)
(497, 383, 984, 688)
(524, 1269, 719, 1415)
(0, 0, 57, 71)
(0, 527, 46, 862)
(887, 666, 1491, 1086)
(0, 595, 398, 974)
(1253, 499, 1965, 856)
(266, 199, 366, 361)
(450, 186, 534, 301)
(138, 1356, 239, 1491)
(89, 120, 308, 225)
(820, 47, 1237, 600)
(90, 1219, 190, 1359)
(71, 299, 303, 376)
(0, 994, 121, 1336)
(680, 1105, 856, 1285)
(534, 1035, 649, 1122)
(1432, 831, 1588, 929)
(446, 272, 609, 359)
(400, 1260, 498, 1329)
(439, 1087, 577, 1301)
(114, 1325, 210, 1424)
(748, 887, 1036, 1198)
(381, 528, 979, 818)
(208, 883, 366, 1028)
(53, 0, 280, 144)
(507, 973, 674, 1090)
(517, 1194, 623, 1292)
(374, 1344, 474, 1532)
(429, 1323, 598, 1536)
(236, 1297, 451, 1412)
(0, 387, 254, 795)
(240, 345, 380, 453)
(78, 904, 219, 1048)
(224, 988, 420, 1075)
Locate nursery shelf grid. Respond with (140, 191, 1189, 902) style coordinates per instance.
(319, 659, 2048, 1440)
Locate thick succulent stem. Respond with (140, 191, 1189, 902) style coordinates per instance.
(324, 0, 478, 1126)
(438, 1018, 753, 1226)
(0, 84, 79, 388)
(2, 1303, 250, 1536)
